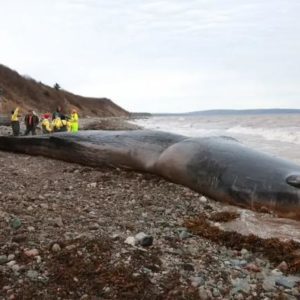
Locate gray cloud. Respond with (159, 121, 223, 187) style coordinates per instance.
(0, 0, 299, 112)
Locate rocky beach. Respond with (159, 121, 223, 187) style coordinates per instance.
(1, 119, 300, 299)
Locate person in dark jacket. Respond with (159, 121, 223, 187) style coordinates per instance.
(52, 106, 64, 120)
(24, 110, 39, 135)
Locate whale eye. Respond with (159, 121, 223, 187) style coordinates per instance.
(286, 175, 300, 188)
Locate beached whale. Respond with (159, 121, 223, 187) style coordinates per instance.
(1, 130, 300, 218)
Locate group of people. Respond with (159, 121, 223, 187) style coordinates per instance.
(11, 106, 79, 136)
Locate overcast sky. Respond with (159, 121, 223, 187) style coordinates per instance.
(0, 0, 299, 113)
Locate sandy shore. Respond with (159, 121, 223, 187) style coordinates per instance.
(0, 118, 300, 299)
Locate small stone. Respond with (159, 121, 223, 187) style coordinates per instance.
(271, 269, 283, 276)
(124, 236, 136, 246)
(275, 277, 296, 289)
(276, 261, 288, 272)
(245, 263, 261, 272)
(6, 260, 16, 267)
(12, 234, 27, 242)
(191, 276, 204, 287)
(53, 217, 64, 227)
(231, 259, 247, 267)
(89, 223, 100, 230)
(36, 256, 42, 263)
(24, 249, 39, 257)
(7, 254, 15, 261)
(262, 277, 276, 291)
(199, 196, 208, 203)
(51, 243, 61, 252)
(198, 287, 211, 300)
(88, 182, 97, 188)
(135, 232, 153, 247)
(212, 288, 220, 297)
(11, 264, 20, 272)
(181, 263, 194, 271)
(10, 218, 22, 230)
(40, 203, 49, 209)
(179, 231, 190, 240)
(240, 248, 248, 256)
(27, 226, 35, 232)
(65, 244, 77, 251)
(235, 293, 244, 300)
(26, 270, 39, 281)
(0, 255, 8, 265)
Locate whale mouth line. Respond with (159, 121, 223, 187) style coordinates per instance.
(286, 174, 300, 188)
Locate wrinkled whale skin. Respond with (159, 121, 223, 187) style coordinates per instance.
(1, 130, 300, 218)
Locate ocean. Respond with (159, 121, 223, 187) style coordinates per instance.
(131, 114, 300, 242)
(132, 114, 300, 164)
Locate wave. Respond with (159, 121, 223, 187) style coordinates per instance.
(227, 126, 300, 145)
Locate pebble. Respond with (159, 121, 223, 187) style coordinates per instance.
(124, 236, 135, 246)
(190, 276, 204, 287)
(240, 248, 248, 256)
(53, 217, 64, 227)
(26, 270, 39, 281)
(0, 255, 8, 265)
(40, 203, 49, 209)
(27, 226, 35, 232)
(271, 269, 283, 276)
(10, 218, 22, 230)
(135, 232, 153, 247)
(199, 196, 208, 203)
(231, 259, 248, 267)
(24, 249, 39, 257)
(89, 223, 100, 230)
(198, 287, 212, 300)
(245, 263, 261, 272)
(51, 243, 61, 252)
(275, 277, 296, 289)
(11, 264, 20, 272)
(6, 260, 16, 267)
(179, 230, 190, 240)
(7, 254, 15, 261)
(87, 182, 97, 188)
(276, 261, 288, 272)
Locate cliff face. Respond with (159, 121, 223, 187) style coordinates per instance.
(0, 64, 129, 117)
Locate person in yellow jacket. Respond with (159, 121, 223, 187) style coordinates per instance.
(41, 113, 52, 134)
(11, 107, 20, 136)
(70, 109, 79, 133)
(52, 116, 68, 132)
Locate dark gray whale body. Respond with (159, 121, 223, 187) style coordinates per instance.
(1, 130, 300, 218)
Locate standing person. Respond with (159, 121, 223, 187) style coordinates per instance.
(11, 107, 20, 136)
(24, 110, 39, 135)
(52, 106, 64, 120)
(70, 109, 79, 132)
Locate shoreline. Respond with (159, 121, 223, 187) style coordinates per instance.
(0, 119, 300, 298)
